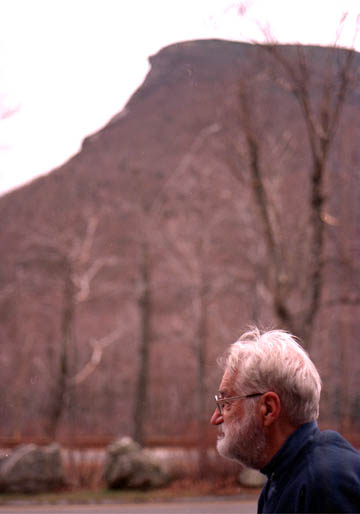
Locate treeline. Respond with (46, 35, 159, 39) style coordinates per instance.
(0, 40, 360, 445)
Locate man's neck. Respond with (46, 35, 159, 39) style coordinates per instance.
(263, 421, 299, 467)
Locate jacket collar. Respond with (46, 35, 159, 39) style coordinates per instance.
(261, 421, 319, 478)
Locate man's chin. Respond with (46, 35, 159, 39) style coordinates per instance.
(216, 433, 264, 468)
(216, 436, 235, 461)
(216, 431, 225, 442)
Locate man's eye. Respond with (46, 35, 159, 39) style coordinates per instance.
(220, 401, 230, 410)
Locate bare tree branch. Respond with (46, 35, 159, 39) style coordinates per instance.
(70, 325, 124, 385)
(74, 255, 119, 303)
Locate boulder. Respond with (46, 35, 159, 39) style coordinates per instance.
(238, 467, 267, 488)
(103, 436, 170, 489)
(0, 443, 65, 493)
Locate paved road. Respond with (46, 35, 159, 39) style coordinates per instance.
(0, 499, 257, 514)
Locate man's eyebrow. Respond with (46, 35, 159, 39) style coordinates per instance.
(218, 389, 228, 396)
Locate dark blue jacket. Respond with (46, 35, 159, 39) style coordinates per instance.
(258, 421, 360, 513)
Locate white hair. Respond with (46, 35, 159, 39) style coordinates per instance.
(219, 327, 322, 425)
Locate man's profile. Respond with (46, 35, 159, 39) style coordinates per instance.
(211, 327, 360, 513)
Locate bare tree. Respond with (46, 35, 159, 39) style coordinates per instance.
(218, 33, 358, 348)
(17, 211, 120, 438)
(132, 237, 152, 445)
(156, 141, 259, 464)
(127, 122, 224, 446)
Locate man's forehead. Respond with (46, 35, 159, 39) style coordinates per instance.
(218, 370, 236, 394)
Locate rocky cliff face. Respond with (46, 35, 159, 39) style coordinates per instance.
(0, 40, 359, 443)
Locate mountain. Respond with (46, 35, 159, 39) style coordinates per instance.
(0, 39, 359, 445)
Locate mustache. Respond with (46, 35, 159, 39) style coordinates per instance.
(217, 425, 225, 437)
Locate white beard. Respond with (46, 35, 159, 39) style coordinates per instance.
(216, 407, 267, 469)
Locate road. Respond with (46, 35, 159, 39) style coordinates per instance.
(0, 499, 257, 514)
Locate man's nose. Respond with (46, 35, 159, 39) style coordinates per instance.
(210, 408, 223, 425)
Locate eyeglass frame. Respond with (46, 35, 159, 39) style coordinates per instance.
(214, 392, 266, 415)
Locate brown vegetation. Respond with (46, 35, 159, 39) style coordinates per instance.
(0, 39, 359, 447)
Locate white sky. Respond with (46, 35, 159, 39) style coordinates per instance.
(0, 0, 359, 196)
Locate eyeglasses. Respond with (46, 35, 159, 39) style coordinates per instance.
(214, 392, 265, 415)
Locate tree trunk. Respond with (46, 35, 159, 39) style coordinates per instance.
(133, 240, 151, 446)
(45, 259, 75, 439)
(196, 278, 209, 475)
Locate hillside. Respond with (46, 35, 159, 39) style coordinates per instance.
(0, 39, 359, 444)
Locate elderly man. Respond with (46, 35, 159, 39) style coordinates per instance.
(211, 328, 360, 513)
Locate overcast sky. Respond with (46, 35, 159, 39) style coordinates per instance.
(0, 0, 359, 195)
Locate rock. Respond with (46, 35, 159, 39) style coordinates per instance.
(103, 436, 170, 489)
(238, 467, 267, 488)
(107, 436, 141, 457)
(0, 443, 65, 493)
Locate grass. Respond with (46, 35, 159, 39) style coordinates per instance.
(0, 478, 261, 506)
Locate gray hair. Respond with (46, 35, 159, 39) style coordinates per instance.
(219, 327, 322, 425)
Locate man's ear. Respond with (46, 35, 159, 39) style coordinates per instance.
(259, 392, 281, 427)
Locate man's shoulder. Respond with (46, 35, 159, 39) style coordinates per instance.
(305, 428, 360, 482)
(310, 428, 360, 459)
(290, 428, 360, 512)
